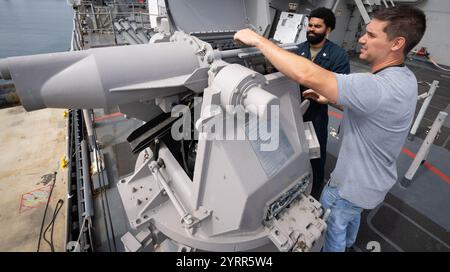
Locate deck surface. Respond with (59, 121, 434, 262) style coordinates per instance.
(0, 107, 68, 251)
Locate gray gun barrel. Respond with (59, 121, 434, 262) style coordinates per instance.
(0, 42, 201, 111)
(119, 19, 145, 44)
(114, 21, 139, 45)
(217, 43, 298, 59)
(130, 20, 149, 43)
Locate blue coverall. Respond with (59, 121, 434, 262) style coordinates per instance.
(296, 39, 350, 199)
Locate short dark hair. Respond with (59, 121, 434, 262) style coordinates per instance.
(309, 7, 336, 31)
(372, 6, 426, 55)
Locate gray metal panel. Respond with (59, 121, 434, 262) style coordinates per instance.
(166, 0, 247, 33)
(244, 0, 272, 34)
(415, 1, 450, 66)
(328, 0, 353, 47)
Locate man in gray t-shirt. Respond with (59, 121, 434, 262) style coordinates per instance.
(332, 67, 418, 209)
(234, 6, 426, 251)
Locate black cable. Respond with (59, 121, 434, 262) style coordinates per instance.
(180, 139, 190, 176)
(36, 171, 58, 252)
(42, 199, 64, 252)
(90, 111, 117, 251)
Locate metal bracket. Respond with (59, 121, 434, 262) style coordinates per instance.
(265, 174, 311, 221)
(265, 195, 326, 252)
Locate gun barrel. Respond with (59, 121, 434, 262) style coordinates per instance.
(1, 42, 201, 111)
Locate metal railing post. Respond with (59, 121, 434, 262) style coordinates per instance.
(401, 111, 448, 188)
(409, 80, 439, 140)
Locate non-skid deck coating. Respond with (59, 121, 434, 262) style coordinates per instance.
(0, 107, 68, 251)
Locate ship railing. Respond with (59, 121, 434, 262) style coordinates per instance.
(78, 0, 148, 15)
(74, 7, 152, 48)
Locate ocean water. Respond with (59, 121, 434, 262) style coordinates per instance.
(0, 0, 73, 58)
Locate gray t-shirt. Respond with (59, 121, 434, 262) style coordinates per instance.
(330, 66, 417, 209)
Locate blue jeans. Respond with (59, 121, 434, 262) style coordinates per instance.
(320, 184, 363, 252)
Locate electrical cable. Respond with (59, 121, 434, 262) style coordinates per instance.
(36, 171, 58, 252)
(90, 110, 117, 251)
(410, 49, 450, 72)
(42, 199, 64, 252)
(180, 139, 190, 176)
(75, 217, 88, 246)
(428, 56, 450, 72)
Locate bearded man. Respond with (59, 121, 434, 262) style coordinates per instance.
(296, 7, 350, 199)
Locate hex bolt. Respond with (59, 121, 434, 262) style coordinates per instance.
(184, 215, 194, 225)
(132, 187, 137, 193)
(137, 199, 142, 206)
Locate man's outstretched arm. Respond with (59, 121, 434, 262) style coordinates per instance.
(234, 29, 339, 104)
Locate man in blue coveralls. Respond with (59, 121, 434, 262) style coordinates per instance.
(297, 7, 350, 199)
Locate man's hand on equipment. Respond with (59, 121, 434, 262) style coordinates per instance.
(235, 29, 339, 105)
(303, 89, 330, 104)
(234, 28, 262, 47)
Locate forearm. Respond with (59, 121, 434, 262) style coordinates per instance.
(254, 37, 339, 103)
